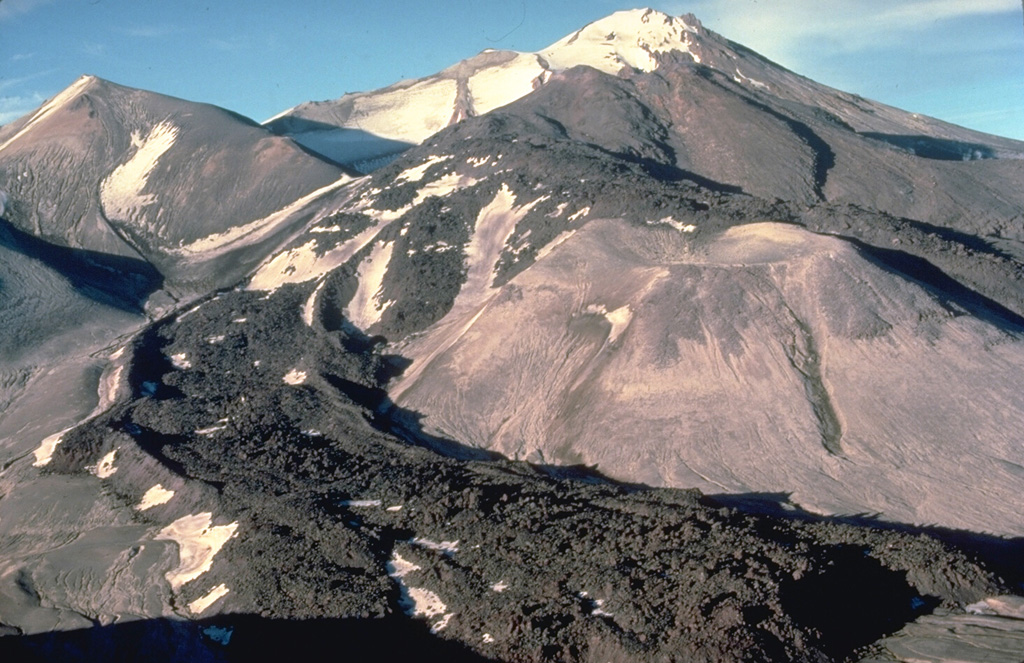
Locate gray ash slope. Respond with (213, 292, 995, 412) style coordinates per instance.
(2, 7, 1024, 663)
(0, 75, 349, 300)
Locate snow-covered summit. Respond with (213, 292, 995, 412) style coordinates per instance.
(264, 8, 711, 168)
(540, 8, 702, 74)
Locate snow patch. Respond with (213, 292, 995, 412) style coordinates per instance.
(345, 240, 396, 330)
(195, 424, 228, 436)
(137, 484, 175, 511)
(100, 121, 179, 223)
(169, 353, 192, 369)
(207, 335, 225, 345)
(586, 304, 633, 343)
(283, 369, 307, 385)
(386, 552, 420, 578)
(482, 633, 495, 643)
(386, 551, 454, 633)
(548, 201, 569, 218)
(302, 279, 327, 326)
(339, 499, 382, 508)
(32, 428, 70, 467)
(97, 363, 125, 414)
(647, 216, 696, 232)
(88, 450, 118, 479)
(965, 596, 1024, 619)
(411, 172, 480, 206)
(567, 206, 590, 222)
(412, 537, 459, 555)
(591, 598, 614, 617)
(396, 155, 452, 183)
(189, 584, 230, 615)
(491, 580, 509, 593)
(734, 68, 768, 89)
(0, 189, 7, 217)
(310, 225, 341, 233)
(386, 505, 403, 512)
(248, 206, 400, 292)
(156, 513, 238, 590)
(247, 171, 479, 292)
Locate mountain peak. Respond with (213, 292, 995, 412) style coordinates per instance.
(540, 8, 703, 74)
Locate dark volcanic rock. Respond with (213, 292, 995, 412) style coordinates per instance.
(17, 288, 1012, 662)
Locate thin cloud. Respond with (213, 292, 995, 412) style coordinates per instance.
(0, 91, 46, 125)
(0, 69, 56, 92)
(0, 0, 54, 21)
(208, 37, 245, 52)
(82, 41, 107, 57)
(874, 0, 1018, 27)
(948, 107, 1023, 124)
(120, 24, 180, 39)
(11, 53, 35, 62)
(664, 0, 1020, 52)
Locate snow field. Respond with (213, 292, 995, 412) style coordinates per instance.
(345, 240, 396, 330)
(345, 78, 458, 144)
(467, 53, 547, 115)
(87, 449, 118, 479)
(188, 584, 230, 615)
(32, 429, 70, 467)
(156, 512, 238, 590)
(540, 8, 700, 75)
(386, 551, 455, 634)
(283, 369, 307, 385)
(136, 484, 175, 511)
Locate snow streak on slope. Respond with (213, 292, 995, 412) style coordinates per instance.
(248, 171, 480, 292)
(541, 8, 701, 74)
(100, 121, 180, 224)
(171, 174, 352, 258)
(248, 215, 393, 293)
(390, 184, 545, 399)
(395, 155, 452, 183)
(345, 240, 396, 330)
(463, 184, 544, 302)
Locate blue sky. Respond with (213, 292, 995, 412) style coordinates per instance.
(1, 0, 1021, 139)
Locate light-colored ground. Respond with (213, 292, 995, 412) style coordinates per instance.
(394, 219, 1024, 536)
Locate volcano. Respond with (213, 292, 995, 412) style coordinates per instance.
(1, 8, 1023, 663)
